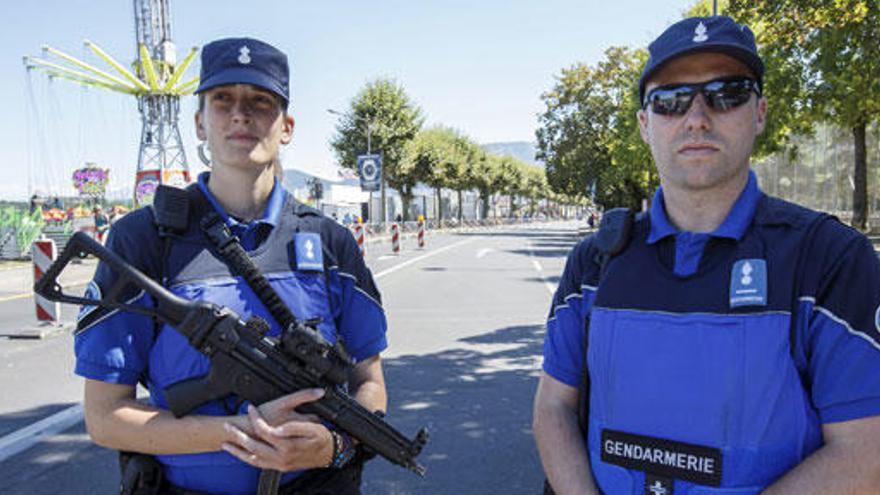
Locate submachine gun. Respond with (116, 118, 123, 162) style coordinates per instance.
(34, 232, 428, 477)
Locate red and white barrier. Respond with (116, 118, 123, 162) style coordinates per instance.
(391, 223, 400, 254)
(32, 238, 60, 323)
(353, 221, 365, 257)
(417, 218, 426, 249)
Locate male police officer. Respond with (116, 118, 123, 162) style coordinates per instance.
(75, 38, 388, 494)
(534, 16, 880, 494)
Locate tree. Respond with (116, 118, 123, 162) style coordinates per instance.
(330, 78, 424, 220)
(725, 0, 880, 230)
(536, 47, 656, 210)
(401, 126, 456, 221)
(493, 155, 525, 217)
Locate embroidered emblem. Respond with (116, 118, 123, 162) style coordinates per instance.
(645, 476, 672, 495)
(693, 21, 709, 42)
(305, 239, 315, 259)
(238, 46, 252, 65)
(730, 259, 767, 308)
(295, 233, 323, 271)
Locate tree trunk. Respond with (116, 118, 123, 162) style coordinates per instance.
(401, 187, 413, 222)
(852, 123, 868, 231)
(479, 189, 490, 219)
(509, 194, 516, 218)
(435, 187, 442, 222)
(457, 189, 464, 223)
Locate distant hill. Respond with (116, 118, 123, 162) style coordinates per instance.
(480, 141, 543, 167)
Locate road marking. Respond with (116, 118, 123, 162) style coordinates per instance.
(527, 243, 557, 295)
(0, 279, 91, 303)
(375, 238, 476, 279)
(476, 248, 493, 259)
(0, 404, 83, 463)
(0, 236, 477, 461)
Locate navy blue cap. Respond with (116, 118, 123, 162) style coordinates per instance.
(639, 16, 764, 105)
(196, 37, 289, 105)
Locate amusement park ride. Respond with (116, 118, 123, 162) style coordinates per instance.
(24, 0, 198, 206)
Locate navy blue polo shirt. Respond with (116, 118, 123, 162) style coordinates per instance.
(648, 171, 761, 277)
(197, 171, 285, 250)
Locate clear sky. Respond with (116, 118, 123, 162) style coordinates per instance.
(2, 0, 696, 201)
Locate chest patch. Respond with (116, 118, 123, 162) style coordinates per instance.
(294, 233, 324, 271)
(730, 258, 767, 308)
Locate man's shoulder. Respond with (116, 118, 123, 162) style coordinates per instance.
(757, 195, 866, 257)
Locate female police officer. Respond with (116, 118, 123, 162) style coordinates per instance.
(74, 37, 388, 494)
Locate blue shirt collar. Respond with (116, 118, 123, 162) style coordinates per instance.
(196, 171, 285, 228)
(647, 170, 762, 244)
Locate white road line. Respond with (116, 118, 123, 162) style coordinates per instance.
(0, 235, 478, 461)
(476, 248, 493, 259)
(528, 243, 557, 295)
(374, 238, 476, 279)
(0, 404, 83, 463)
(0, 278, 92, 303)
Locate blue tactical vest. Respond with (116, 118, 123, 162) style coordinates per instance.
(581, 199, 825, 494)
(75, 183, 387, 494)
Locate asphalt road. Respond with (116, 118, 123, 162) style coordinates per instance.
(0, 221, 581, 494)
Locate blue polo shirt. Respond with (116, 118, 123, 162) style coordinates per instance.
(197, 171, 285, 250)
(648, 171, 761, 277)
(543, 172, 880, 491)
(74, 180, 388, 494)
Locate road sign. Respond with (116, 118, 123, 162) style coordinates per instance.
(358, 154, 382, 192)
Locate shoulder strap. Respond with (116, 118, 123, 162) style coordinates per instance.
(578, 207, 636, 432)
(201, 212, 307, 335)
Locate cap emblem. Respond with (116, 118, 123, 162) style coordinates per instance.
(238, 46, 252, 65)
(693, 22, 709, 42)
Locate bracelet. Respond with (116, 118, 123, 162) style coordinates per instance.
(329, 431, 356, 469)
(325, 430, 341, 469)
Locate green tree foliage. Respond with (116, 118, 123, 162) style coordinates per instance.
(402, 127, 544, 220)
(330, 78, 424, 219)
(725, 0, 880, 229)
(400, 126, 456, 221)
(536, 47, 656, 210)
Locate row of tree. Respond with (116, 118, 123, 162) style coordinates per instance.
(329, 79, 577, 221)
(535, 0, 879, 229)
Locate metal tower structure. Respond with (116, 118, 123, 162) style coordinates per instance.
(24, 0, 198, 206)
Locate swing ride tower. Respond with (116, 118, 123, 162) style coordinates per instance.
(23, 0, 198, 206)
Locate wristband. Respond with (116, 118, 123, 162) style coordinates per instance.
(329, 431, 356, 469)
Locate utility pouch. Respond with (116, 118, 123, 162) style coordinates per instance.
(119, 451, 165, 495)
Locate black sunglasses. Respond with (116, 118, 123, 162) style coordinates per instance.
(643, 77, 761, 116)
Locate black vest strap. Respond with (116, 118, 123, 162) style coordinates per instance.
(579, 207, 636, 431)
(200, 211, 307, 332)
(545, 208, 637, 495)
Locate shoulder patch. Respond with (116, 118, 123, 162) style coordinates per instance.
(294, 232, 324, 271)
(730, 258, 767, 308)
